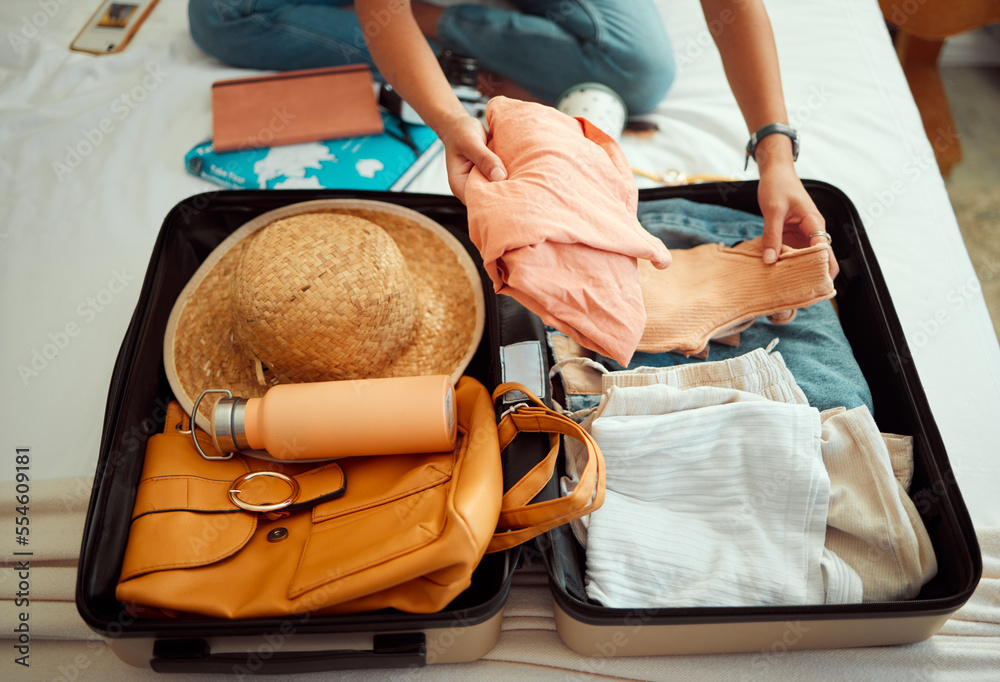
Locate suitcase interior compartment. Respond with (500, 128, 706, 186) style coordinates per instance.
(75, 190, 518, 672)
(542, 181, 983, 655)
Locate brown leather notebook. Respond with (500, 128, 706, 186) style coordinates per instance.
(211, 65, 384, 153)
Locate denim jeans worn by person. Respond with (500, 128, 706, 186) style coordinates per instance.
(187, 0, 675, 115)
(553, 198, 874, 415)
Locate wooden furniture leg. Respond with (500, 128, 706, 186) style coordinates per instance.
(894, 29, 963, 177)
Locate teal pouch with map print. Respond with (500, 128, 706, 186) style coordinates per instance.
(184, 113, 440, 192)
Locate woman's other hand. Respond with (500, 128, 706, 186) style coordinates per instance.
(755, 135, 839, 279)
(439, 112, 506, 204)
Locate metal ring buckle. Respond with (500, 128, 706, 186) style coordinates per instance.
(229, 471, 300, 513)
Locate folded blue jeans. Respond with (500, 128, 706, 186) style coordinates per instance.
(187, 0, 674, 114)
(551, 198, 874, 414)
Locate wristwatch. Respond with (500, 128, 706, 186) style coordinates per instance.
(745, 123, 799, 169)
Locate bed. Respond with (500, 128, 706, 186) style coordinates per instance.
(1, 0, 998, 679)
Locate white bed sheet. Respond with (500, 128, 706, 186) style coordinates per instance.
(1, 0, 998, 679)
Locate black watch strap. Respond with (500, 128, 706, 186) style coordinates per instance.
(745, 123, 799, 169)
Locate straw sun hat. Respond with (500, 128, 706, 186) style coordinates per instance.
(164, 199, 485, 431)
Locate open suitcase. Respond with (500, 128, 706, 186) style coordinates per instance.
(75, 182, 981, 672)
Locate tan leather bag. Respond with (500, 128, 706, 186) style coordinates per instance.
(115, 377, 603, 619)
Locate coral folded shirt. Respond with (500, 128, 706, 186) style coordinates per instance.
(465, 97, 671, 367)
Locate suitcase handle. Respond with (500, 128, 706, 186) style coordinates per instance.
(149, 632, 425, 674)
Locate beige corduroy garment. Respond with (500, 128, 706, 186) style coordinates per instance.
(637, 236, 835, 356)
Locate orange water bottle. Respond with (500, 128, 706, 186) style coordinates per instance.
(191, 375, 457, 461)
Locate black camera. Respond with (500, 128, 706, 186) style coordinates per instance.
(379, 50, 487, 125)
(439, 50, 487, 120)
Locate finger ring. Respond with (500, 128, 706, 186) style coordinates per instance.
(809, 231, 832, 244)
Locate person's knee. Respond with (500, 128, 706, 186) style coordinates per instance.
(614, 41, 676, 115)
(188, 0, 225, 56)
(189, 0, 257, 59)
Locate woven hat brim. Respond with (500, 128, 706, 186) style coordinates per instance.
(164, 199, 485, 432)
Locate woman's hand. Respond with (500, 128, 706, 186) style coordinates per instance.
(439, 112, 507, 204)
(701, 0, 837, 279)
(755, 137, 839, 279)
(354, 1, 505, 203)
